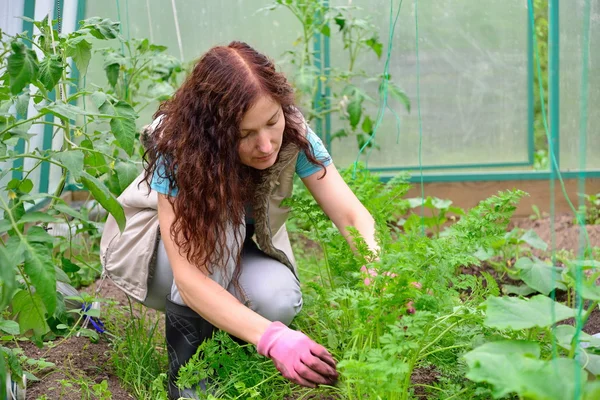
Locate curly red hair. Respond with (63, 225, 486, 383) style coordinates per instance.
(143, 41, 325, 276)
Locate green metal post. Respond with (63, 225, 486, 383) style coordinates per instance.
(323, 0, 331, 153)
(549, 0, 560, 170)
(527, 4, 535, 165)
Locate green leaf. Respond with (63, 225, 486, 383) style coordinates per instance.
(1, 345, 24, 383)
(584, 380, 600, 399)
(23, 240, 56, 315)
(81, 138, 109, 176)
(53, 203, 85, 220)
(554, 325, 600, 351)
(54, 265, 70, 284)
(77, 328, 99, 341)
(115, 161, 139, 193)
(361, 115, 373, 134)
(579, 282, 600, 301)
(18, 179, 33, 194)
(17, 212, 60, 224)
(514, 257, 565, 295)
(66, 38, 92, 74)
(388, 83, 411, 113)
(99, 100, 137, 156)
(502, 284, 537, 296)
(15, 92, 30, 116)
(91, 91, 107, 109)
(52, 150, 84, 180)
(0, 320, 20, 335)
(519, 229, 548, 250)
(464, 341, 541, 398)
(11, 290, 50, 337)
(431, 198, 453, 210)
(83, 308, 101, 318)
(331, 129, 347, 140)
(7, 42, 39, 95)
(80, 17, 121, 39)
(320, 24, 331, 37)
(347, 98, 362, 129)
(365, 38, 383, 58)
(79, 172, 126, 232)
(38, 55, 63, 91)
(483, 295, 575, 330)
(105, 63, 119, 87)
(334, 15, 345, 31)
(465, 342, 583, 399)
(25, 226, 55, 245)
(0, 242, 20, 310)
(41, 102, 91, 121)
(61, 257, 80, 273)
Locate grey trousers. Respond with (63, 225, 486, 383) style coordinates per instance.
(143, 230, 303, 325)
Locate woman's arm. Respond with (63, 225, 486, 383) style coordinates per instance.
(158, 194, 338, 387)
(301, 163, 379, 256)
(158, 193, 271, 345)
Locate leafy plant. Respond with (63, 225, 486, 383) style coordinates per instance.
(0, 14, 183, 391)
(261, 0, 410, 150)
(402, 196, 465, 238)
(579, 192, 600, 225)
(284, 165, 529, 399)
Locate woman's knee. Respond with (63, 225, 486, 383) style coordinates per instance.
(250, 285, 303, 325)
(235, 249, 303, 325)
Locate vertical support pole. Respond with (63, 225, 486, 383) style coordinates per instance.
(527, 2, 535, 165)
(323, 0, 331, 153)
(549, 0, 560, 170)
(312, 4, 324, 143)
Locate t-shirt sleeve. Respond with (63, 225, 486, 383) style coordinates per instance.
(295, 125, 332, 178)
(150, 156, 179, 196)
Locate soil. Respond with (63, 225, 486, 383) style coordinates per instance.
(510, 213, 600, 255)
(20, 336, 133, 400)
(411, 365, 441, 399)
(15, 214, 600, 399)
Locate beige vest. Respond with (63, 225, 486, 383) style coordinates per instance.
(100, 143, 299, 302)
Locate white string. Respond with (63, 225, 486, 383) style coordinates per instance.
(145, 0, 154, 43)
(170, 0, 184, 61)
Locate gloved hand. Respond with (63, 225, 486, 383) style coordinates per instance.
(257, 321, 338, 387)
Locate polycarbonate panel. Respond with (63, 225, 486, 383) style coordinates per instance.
(84, 0, 300, 125)
(559, 0, 600, 170)
(327, 0, 530, 169)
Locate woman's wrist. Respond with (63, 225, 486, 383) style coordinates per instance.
(249, 318, 273, 346)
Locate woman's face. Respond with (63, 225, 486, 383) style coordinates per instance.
(238, 95, 285, 169)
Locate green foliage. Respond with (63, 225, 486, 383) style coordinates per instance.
(285, 165, 529, 399)
(176, 331, 307, 400)
(579, 192, 600, 225)
(262, 1, 409, 150)
(0, 15, 185, 394)
(108, 301, 167, 399)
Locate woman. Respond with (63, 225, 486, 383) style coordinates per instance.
(142, 41, 378, 399)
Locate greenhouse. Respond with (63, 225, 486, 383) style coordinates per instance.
(0, 0, 599, 399)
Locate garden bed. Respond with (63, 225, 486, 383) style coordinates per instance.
(18, 212, 600, 399)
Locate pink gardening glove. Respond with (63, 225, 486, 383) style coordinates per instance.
(257, 321, 338, 387)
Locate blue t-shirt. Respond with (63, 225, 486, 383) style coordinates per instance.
(150, 125, 331, 197)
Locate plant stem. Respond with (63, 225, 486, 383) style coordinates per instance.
(49, 117, 71, 209)
(419, 343, 471, 359)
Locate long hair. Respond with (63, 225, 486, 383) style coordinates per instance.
(143, 41, 325, 276)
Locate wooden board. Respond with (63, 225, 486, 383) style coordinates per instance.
(404, 178, 600, 218)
